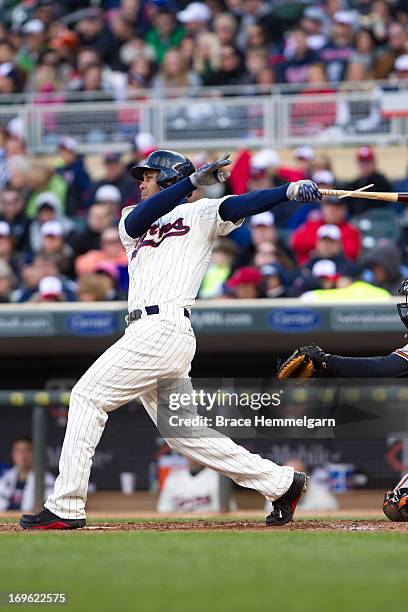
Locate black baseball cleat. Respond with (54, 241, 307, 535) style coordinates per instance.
(20, 507, 86, 530)
(266, 471, 308, 527)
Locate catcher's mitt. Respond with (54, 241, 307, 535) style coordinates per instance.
(277, 348, 315, 380)
(383, 473, 408, 522)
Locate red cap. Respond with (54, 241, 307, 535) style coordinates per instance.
(357, 146, 374, 162)
(226, 267, 262, 288)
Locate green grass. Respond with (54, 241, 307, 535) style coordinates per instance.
(0, 529, 406, 612)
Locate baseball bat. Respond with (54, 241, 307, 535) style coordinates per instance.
(319, 189, 408, 204)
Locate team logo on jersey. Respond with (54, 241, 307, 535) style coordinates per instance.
(131, 217, 190, 259)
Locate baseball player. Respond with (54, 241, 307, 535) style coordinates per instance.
(20, 150, 321, 530)
(280, 279, 408, 521)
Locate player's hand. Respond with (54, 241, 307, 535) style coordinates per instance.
(190, 153, 232, 187)
(286, 180, 322, 202)
(298, 345, 329, 369)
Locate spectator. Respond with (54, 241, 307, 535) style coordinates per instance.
(213, 13, 238, 46)
(152, 47, 202, 94)
(352, 28, 379, 72)
(292, 198, 361, 265)
(144, 8, 185, 65)
(199, 237, 237, 298)
(56, 137, 92, 212)
(0, 437, 55, 512)
(30, 275, 67, 302)
(14, 253, 76, 303)
(0, 187, 31, 252)
(25, 162, 68, 219)
(75, 226, 128, 277)
(77, 272, 113, 301)
(92, 153, 137, 209)
(176, 2, 212, 39)
(75, 8, 121, 70)
(364, 243, 403, 294)
(277, 29, 319, 84)
(0, 221, 18, 272)
(37, 220, 75, 277)
(225, 266, 262, 298)
(260, 263, 289, 298)
(204, 44, 246, 87)
(373, 22, 408, 79)
(319, 11, 355, 82)
(28, 192, 74, 254)
(15, 19, 46, 76)
(0, 260, 15, 303)
(300, 6, 328, 52)
(68, 202, 116, 257)
(279, 146, 314, 183)
(344, 146, 392, 215)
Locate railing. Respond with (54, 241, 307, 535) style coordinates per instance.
(1, 85, 408, 153)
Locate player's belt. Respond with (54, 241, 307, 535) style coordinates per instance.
(126, 305, 190, 325)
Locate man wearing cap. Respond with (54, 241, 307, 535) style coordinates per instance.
(344, 146, 392, 215)
(260, 263, 288, 298)
(225, 266, 262, 299)
(319, 11, 355, 82)
(176, 2, 212, 38)
(305, 224, 358, 274)
(92, 152, 139, 208)
(29, 192, 74, 254)
(38, 220, 75, 278)
(56, 137, 91, 211)
(292, 195, 361, 265)
(68, 201, 116, 257)
(233, 211, 294, 271)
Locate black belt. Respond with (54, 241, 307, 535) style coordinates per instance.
(127, 305, 190, 325)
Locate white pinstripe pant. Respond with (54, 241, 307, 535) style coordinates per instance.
(45, 310, 294, 519)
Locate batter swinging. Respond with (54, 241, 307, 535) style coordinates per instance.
(20, 151, 321, 529)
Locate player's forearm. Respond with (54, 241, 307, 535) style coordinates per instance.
(124, 177, 197, 238)
(325, 353, 407, 377)
(219, 185, 289, 222)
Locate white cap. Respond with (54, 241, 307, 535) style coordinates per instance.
(250, 212, 275, 227)
(7, 117, 24, 140)
(295, 145, 315, 161)
(0, 221, 11, 236)
(312, 259, 338, 278)
(95, 184, 122, 203)
(312, 170, 335, 185)
(21, 19, 45, 34)
(35, 192, 61, 211)
(59, 136, 78, 152)
(0, 63, 15, 78)
(333, 11, 355, 26)
(317, 224, 341, 241)
(177, 2, 211, 23)
(251, 149, 280, 170)
(39, 276, 63, 297)
(395, 55, 408, 72)
(41, 220, 63, 237)
(134, 132, 156, 153)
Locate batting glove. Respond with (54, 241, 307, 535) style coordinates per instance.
(286, 180, 322, 202)
(190, 153, 232, 187)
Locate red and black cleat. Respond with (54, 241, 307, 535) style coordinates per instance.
(20, 507, 86, 530)
(266, 471, 308, 527)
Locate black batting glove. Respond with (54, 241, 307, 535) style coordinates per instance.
(190, 153, 232, 187)
(286, 180, 322, 202)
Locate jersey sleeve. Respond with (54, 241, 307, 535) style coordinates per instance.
(393, 344, 408, 363)
(194, 195, 243, 239)
(118, 205, 138, 255)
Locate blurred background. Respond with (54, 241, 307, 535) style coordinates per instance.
(0, 0, 408, 517)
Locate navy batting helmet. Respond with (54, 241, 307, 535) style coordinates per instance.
(398, 279, 408, 331)
(130, 150, 195, 189)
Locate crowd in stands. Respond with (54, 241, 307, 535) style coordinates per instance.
(0, 119, 407, 302)
(0, 0, 406, 102)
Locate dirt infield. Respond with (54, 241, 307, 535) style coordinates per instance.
(2, 519, 408, 532)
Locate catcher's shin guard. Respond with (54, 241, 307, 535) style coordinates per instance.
(266, 471, 308, 526)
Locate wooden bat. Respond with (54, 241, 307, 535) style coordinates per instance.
(319, 189, 408, 204)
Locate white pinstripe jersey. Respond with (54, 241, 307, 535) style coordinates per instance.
(118, 196, 242, 312)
